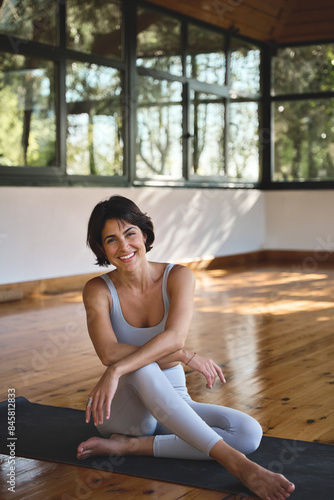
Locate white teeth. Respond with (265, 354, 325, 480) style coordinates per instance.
(119, 252, 135, 261)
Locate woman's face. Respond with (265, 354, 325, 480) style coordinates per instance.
(100, 218, 147, 270)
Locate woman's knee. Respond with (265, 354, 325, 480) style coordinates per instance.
(238, 414, 263, 454)
(127, 362, 161, 388)
(215, 409, 262, 455)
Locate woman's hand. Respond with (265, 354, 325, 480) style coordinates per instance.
(85, 365, 120, 426)
(186, 352, 226, 389)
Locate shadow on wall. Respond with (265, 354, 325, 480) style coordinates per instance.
(0, 187, 264, 285)
(133, 188, 264, 263)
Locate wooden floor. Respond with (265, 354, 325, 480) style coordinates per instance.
(0, 263, 334, 499)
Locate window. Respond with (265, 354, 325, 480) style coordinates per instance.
(228, 38, 261, 183)
(187, 23, 225, 86)
(272, 44, 334, 183)
(0, 53, 56, 168)
(66, 0, 123, 60)
(0, 0, 57, 45)
(136, 76, 183, 179)
(137, 7, 182, 76)
(189, 92, 225, 178)
(66, 62, 123, 176)
(0, 0, 262, 187)
(136, 10, 262, 186)
(230, 38, 260, 97)
(228, 102, 259, 182)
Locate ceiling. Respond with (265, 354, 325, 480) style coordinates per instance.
(147, 0, 334, 44)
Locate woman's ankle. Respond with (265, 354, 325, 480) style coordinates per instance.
(210, 439, 247, 476)
(118, 435, 154, 456)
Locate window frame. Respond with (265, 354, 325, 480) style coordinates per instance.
(263, 39, 334, 191)
(0, 0, 131, 187)
(133, 2, 263, 189)
(4, 2, 333, 189)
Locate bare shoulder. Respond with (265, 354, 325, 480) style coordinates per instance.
(168, 264, 195, 293)
(82, 275, 111, 309)
(83, 275, 106, 296)
(169, 263, 195, 279)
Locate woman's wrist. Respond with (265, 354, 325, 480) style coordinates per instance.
(181, 349, 192, 364)
(107, 362, 123, 378)
(185, 351, 196, 365)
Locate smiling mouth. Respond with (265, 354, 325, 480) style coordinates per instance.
(119, 252, 135, 261)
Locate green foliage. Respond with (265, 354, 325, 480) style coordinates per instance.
(273, 45, 334, 181)
(66, 0, 122, 59)
(136, 76, 182, 178)
(0, 53, 56, 167)
(66, 62, 123, 176)
(0, 0, 56, 44)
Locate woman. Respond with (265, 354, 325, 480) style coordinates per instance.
(77, 195, 295, 500)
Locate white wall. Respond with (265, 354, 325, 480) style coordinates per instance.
(2, 187, 333, 286)
(0, 186, 265, 285)
(265, 191, 334, 253)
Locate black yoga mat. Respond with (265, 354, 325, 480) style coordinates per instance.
(1, 397, 334, 499)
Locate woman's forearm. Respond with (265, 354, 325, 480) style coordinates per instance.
(102, 343, 138, 365)
(102, 341, 190, 368)
(157, 348, 191, 366)
(111, 329, 186, 377)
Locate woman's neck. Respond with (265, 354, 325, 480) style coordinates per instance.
(114, 260, 156, 292)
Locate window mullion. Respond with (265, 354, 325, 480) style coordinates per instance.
(260, 44, 272, 188)
(182, 83, 190, 181)
(124, 0, 137, 184)
(224, 34, 231, 179)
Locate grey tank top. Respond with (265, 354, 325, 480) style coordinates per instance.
(100, 263, 174, 346)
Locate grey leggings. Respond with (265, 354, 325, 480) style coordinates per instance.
(97, 362, 262, 459)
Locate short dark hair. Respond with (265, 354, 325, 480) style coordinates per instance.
(87, 195, 155, 267)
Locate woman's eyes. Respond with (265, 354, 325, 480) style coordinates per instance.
(106, 232, 136, 244)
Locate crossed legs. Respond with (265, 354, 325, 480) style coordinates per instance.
(77, 363, 295, 499)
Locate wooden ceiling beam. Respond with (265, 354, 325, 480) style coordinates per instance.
(288, 7, 334, 25)
(278, 21, 334, 44)
(242, 0, 283, 18)
(293, 0, 334, 10)
(268, 0, 298, 41)
(144, 0, 334, 44)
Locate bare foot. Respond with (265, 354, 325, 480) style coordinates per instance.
(211, 439, 295, 500)
(238, 459, 295, 500)
(77, 434, 134, 460)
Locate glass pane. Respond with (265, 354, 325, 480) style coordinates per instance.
(190, 91, 225, 177)
(230, 38, 261, 97)
(187, 24, 225, 86)
(136, 76, 183, 179)
(0, 53, 56, 167)
(228, 102, 259, 182)
(137, 7, 182, 76)
(272, 44, 334, 95)
(0, 0, 57, 45)
(66, 62, 123, 176)
(66, 0, 122, 60)
(273, 99, 334, 181)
